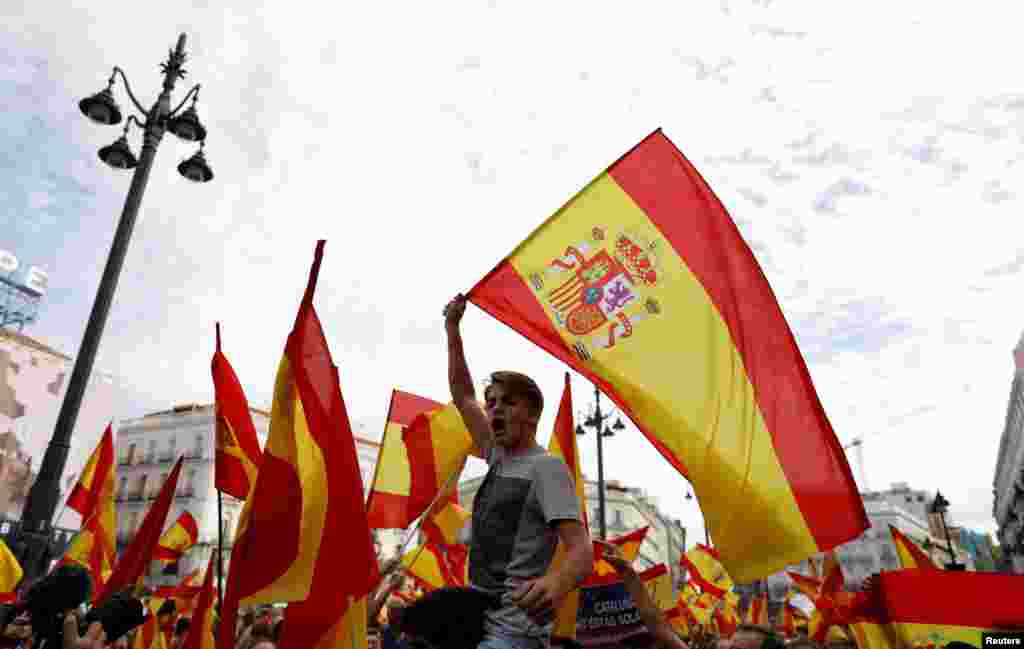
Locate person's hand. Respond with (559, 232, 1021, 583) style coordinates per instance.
(62, 613, 106, 649)
(443, 294, 467, 332)
(595, 540, 631, 574)
(509, 574, 570, 620)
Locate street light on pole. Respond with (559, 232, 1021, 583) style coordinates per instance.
(929, 491, 965, 571)
(12, 33, 214, 580)
(575, 384, 625, 540)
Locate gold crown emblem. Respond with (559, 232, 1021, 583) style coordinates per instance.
(614, 233, 659, 285)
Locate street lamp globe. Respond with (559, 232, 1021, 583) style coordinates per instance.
(575, 424, 586, 437)
(98, 135, 138, 170)
(79, 86, 123, 126)
(168, 105, 207, 142)
(177, 144, 214, 183)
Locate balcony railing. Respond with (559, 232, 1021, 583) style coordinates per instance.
(159, 453, 175, 462)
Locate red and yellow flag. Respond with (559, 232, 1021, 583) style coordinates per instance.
(212, 323, 264, 500)
(787, 571, 823, 601)
(870, 569, 1024, 647)
(180, 555, 217, 649)
(746, 592, 768, 626)
(366, 390, 478, 530)
(0, 539, 22, 602)
(259, 241, 379, 649)
(888, 525, 939, 571)
(587, 526, 650, 583)
(681, 544, 734, 598)
(98, 458, 183, 603)
(400, 542, 468, 591)
(547, 373, 588, 639)
(62, 424, 117, 599)
(715, 605, 739, 638)
(420, 498, 471, 548)
(468, 129, 867, 581)
(134, 599, 169, 649)
(154, 511, 199, 563)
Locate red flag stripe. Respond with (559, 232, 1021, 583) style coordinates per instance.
(606, 131, 867, 549)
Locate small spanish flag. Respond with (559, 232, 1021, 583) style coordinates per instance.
(366, 391, 478, 530)
(212, 323, 264, 501)
(154, 511, 199, 563)
(888, 525, 939, 571)
(681, 544, 734, 598)
(589, 526, 650, 582)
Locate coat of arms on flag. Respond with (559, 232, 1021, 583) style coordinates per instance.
(528, 226, 663, 361)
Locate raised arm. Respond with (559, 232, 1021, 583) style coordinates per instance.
(444, 294, 493, 457)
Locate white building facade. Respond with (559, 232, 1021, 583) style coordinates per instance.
(114, 403, 391, 588)
(993, 333, 1024, 574)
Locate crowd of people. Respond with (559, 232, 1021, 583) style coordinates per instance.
(0, 294, 937, 649)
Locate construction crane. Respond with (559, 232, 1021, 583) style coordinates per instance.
(843, 436, 870, 493)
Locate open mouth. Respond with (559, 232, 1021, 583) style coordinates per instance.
(491, 417, 506, 435)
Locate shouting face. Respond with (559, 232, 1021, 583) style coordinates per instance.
(484, 382, 539, 452)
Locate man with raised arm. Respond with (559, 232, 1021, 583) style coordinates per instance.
(444, 293, 594, 649)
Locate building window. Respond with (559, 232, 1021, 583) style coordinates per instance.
(167, 436, 177, 461)
(147, 440, 157, 463)
(135, 475, 149, 500)
(184, 469, 197, 497)
(613, 509, 625, 528)
(125, 443, 136, 465)
(193, 434, 204, 459)
(118, 476, 127, 500)
(157, 472, 168, 498)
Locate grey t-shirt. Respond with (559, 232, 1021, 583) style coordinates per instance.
(469, 444, 581, 639)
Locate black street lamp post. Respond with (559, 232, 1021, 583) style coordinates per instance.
(12, 33, 214, 581)
(929, 491, 965, 571)
(576, 384, 625, 540)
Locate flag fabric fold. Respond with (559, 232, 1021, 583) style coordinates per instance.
(154, 511, 199, 562)
(366, 391, 477, 530)
(212, 323, 264, 500)
(97, 457, 183, 604)
(467, 129, 867, 581)
(888, 525, 939, 571)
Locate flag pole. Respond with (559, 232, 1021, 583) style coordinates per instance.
(395, 466, 464, 565)
(216, 489, 224, 608)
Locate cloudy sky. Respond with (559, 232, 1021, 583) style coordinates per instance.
(3, 0, 1022, 545)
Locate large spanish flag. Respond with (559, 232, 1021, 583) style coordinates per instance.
(681, 544, 734, 598)
(366, 391, 478, 530)
(888, 525, 938, 571)
(212, 323, 264, 500)
(97, 458, 183, 604)
(547, 373, 588, 639)
(468, 129, 867, 580)
(269, 241, 379, 649)
(61, 425, 116, 601)
(154, 511, 199, 563)
(874, 569, 1024, 647)
(0, 539, 21, 602)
